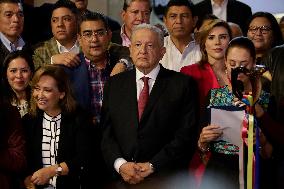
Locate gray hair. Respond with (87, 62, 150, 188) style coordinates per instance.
(123, 0, 152, 11)
(131, 23, 164, 46)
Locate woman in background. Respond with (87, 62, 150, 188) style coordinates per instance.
(181, 19, 232, 113)
(198, 37, 271, 189)
(2, 50, 35, 117)
(0, 87, 26, 188)
(246, 12, 283, 64)
(23, 65, 92, 189)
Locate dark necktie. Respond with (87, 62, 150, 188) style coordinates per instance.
(138, 77, 149, 121)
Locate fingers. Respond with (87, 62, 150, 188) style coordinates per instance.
(200, 125, 223, 143)
(63, 53, 80, 67)
(53, 53, 80, 67)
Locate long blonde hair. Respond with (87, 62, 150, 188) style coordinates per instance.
(29, 65, 76, 116)
(195, 19, 232, 68)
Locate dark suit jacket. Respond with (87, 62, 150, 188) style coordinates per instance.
(195, 0, 252, 33)
(23, 108, 92, 189)
(111, 30, 122, 45)
(64, 43, 130, 112)
(101, 66, 199, 177)
(0, 103, 26, 189)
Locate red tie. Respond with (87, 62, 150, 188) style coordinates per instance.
(138, 77, 149, 121)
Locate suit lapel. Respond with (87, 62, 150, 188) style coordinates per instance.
(50, 37, 60, 54)
(226, 0, 234, 21)
(140, 66, 168, 122)
(125, 70, 140, 127)
(207, 0, 213, 14)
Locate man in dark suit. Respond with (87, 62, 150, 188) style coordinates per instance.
(101, 23, 198, 188)
(195, 0, 252, 33)
(0, 0, 31, 78)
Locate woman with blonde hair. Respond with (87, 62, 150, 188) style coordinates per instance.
(181, 19, 232, 113)
(23, 65, 92, 189)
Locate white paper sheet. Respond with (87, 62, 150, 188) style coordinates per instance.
(210, 108, 245, 148)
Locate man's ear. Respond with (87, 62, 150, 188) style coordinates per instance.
(121, 10, 126, 22)
(107, 29, 112, 39)
(193, 16, 198, 28)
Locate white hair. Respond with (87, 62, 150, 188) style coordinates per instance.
(131, 23, 164, 46)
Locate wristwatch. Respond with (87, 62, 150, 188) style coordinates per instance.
(56, 164, 63, 176)
(149, 163, 155, 173)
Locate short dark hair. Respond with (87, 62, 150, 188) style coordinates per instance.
(0, 0, 19, 5)
(122, 0, 152, 11)
(79, 11, 109, 33)
(225, 37, 256, 62)
(52, 0, 79, 16)
(164, 0, 196, 17)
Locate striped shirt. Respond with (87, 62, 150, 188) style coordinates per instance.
(42, 113, 61, 188)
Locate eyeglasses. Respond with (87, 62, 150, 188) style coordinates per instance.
(81, 30, 108, 40)
(248, 25, 272, 34)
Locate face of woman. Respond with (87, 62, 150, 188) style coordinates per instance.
(247, 17, 273, 53)
(205, 26, 230, 65)
(33, 75, 65, 116)
(225, 47, 255, 83)
(6, 57, 32, 94)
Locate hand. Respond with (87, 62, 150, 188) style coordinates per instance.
(255, 103, 264, 118)
(24, 176, 36, 189)
(30, 166, 56, 185)
(110, 62, 126, 76)
(52, 52, 80, 67)
(199, 125, 223, 143)
(136, 162, 154, 178)
(119, 162, 143, 184)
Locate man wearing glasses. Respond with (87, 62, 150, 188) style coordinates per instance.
(66, 11, 130, 125)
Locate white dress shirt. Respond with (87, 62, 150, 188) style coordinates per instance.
(211, 0, 228, 21)
(114, 64, 160, 173)
(160, 36, 202, 72)
(0, 32, 25, 52)
(50, 40, 80, 64)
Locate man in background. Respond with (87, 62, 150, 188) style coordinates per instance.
(195, 0, 252, 33)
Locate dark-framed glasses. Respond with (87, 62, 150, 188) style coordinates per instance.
(248, 25, 272, 34)
(82, 29, 108, 40)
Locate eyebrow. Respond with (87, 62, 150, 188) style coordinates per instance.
(82, 29, 105, 33)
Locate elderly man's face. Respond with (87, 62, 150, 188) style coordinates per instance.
(0, 3, 24, 42)
(121, 1, 151, 36)
(78, 20, 112, 61)
(51, 7, 77, 44)
(130, 28, 165, 74)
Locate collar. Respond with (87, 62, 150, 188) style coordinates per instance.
(84, 53, 110, 70)
(56, 40, 80, 54)
(168, 35, 195, 49)
(0, 32, 25, 52)
(211, 0, 228, 7)
(136, 64, 160, 82)
(120, 24, 131, 47)
(43, 112, 62, 122)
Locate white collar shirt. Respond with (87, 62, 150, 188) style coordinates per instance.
(0, 32, 25, 52)
(160, 35, 201, 72)
(136, 64, 160, 100)
(56, 40, 80, 54)
(211, 0, 228, 21)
